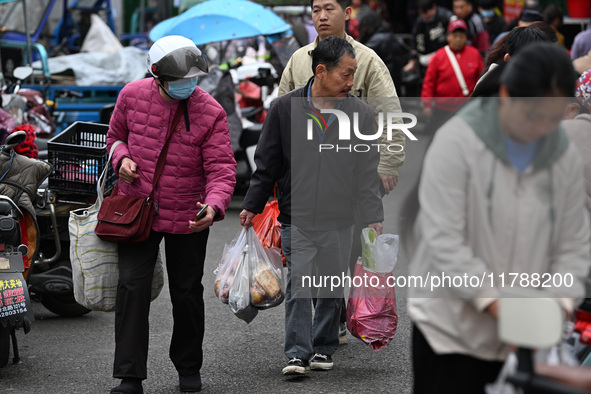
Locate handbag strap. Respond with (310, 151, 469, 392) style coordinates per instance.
(444, 45, 470, 97)
(150, 100, 186, 194)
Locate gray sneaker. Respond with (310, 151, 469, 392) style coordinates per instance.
(282, 358, 310, 375)
(310, 353, 333, 371)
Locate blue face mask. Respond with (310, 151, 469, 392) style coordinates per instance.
(480, 9, 495, 18)
(165, 77, 198, 99)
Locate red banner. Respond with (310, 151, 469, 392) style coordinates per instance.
(504, 0, 525, 24)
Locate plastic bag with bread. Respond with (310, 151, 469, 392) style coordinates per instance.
(247, 232, 284, 310)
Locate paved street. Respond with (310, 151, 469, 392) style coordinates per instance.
(0, 133, 430, 394)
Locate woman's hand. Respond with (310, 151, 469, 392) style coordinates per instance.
(119, 157, 140, 184)
(485, 300, 499, 319)
(189, 202, 216, 232)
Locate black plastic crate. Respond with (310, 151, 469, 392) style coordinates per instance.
(47, 122, 117, 195)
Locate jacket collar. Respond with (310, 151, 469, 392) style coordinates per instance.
(307, 34, 355, 57)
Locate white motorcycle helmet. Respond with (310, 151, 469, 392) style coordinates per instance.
(147, 35, 208, 80)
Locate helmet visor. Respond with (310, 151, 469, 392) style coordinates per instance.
(151, 46, 208, 81)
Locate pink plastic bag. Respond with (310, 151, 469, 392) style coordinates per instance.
(346, 259, 398, 351)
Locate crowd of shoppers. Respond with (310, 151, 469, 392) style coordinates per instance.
(101, 0, 591, 393)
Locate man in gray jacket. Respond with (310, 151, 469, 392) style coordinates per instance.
(241, 36, 383, 376)
(279, 0, 404, 192)
(279, 0, 404, 342)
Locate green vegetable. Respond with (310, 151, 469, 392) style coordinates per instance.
(362, 228, 377, 270)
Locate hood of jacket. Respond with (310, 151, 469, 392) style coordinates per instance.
(458, 97, 569, 172)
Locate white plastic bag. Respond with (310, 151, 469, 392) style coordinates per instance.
(69, 142, 164, 311)
(360, 228, 399, 273)
(247, 229, 284, 310)
(484, 352, 519, 394)
(228, 239, 258, 323)
(216, 227, 285, 323)
(214, 228, 247, 304)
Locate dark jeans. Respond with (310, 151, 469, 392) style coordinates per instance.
(113, 229, 209, 380)
(412, 324, 503, 394)
(282, 223, 353, 359)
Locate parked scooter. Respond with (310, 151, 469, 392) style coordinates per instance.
(196, 62, 276, 195)
(1, 66, 56, 141)
(569, 306, 591, 366)
(0, 131, 36, 368)
(0, 70, 91, 318)
(233, 63, 277, 195)
(492, 294, 591, 393)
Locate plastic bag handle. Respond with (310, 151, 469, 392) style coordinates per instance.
(96, 140, 123, 204)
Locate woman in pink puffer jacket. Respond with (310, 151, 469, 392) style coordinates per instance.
(106, 36, 236, 394)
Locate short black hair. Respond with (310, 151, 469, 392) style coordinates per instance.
(505, 25, 554, 56)
(519, 9, 544, 22)
(543, 4, 563, 24)
(310, 0, 351, 9)
(501, 42, 575, 97)
(528, 21, 558, 42)
(311, 36, 356, 75)
(417, 0, 436, 12)
(478, 0, 497, 9)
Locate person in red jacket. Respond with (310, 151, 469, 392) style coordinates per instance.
(421, 18, 483, 130)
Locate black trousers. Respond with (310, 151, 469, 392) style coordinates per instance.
(412, 324, 503, 394)
(113, 229, 209, 380)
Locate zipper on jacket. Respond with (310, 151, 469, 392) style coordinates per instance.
(486, 159, 496, 230)
(548, 168, 555, 257)
(506, 173, 522, 271)
(312, 153, 322, 228)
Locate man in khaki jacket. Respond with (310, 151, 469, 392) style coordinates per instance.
(278, 0, 405, 344)
(279, 0, 405, 191)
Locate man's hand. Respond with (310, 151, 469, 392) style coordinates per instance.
(423, 106, 433, 117)
(189, 202, 216, 232)
(119, 157, 140, 185)
(367, 222, 383, 235)
(240, 209, 256, 228)
(379, 174, 398, 195)
(403, 58, 417, 73)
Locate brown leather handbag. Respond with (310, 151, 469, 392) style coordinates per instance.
(95, 101, 185, 244)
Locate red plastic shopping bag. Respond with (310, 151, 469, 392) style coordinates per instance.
(251, 191, 285, 265)
(251, 199, 281, 250)
(346, 260, 397, 351)
(346, 228, 399, 351)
